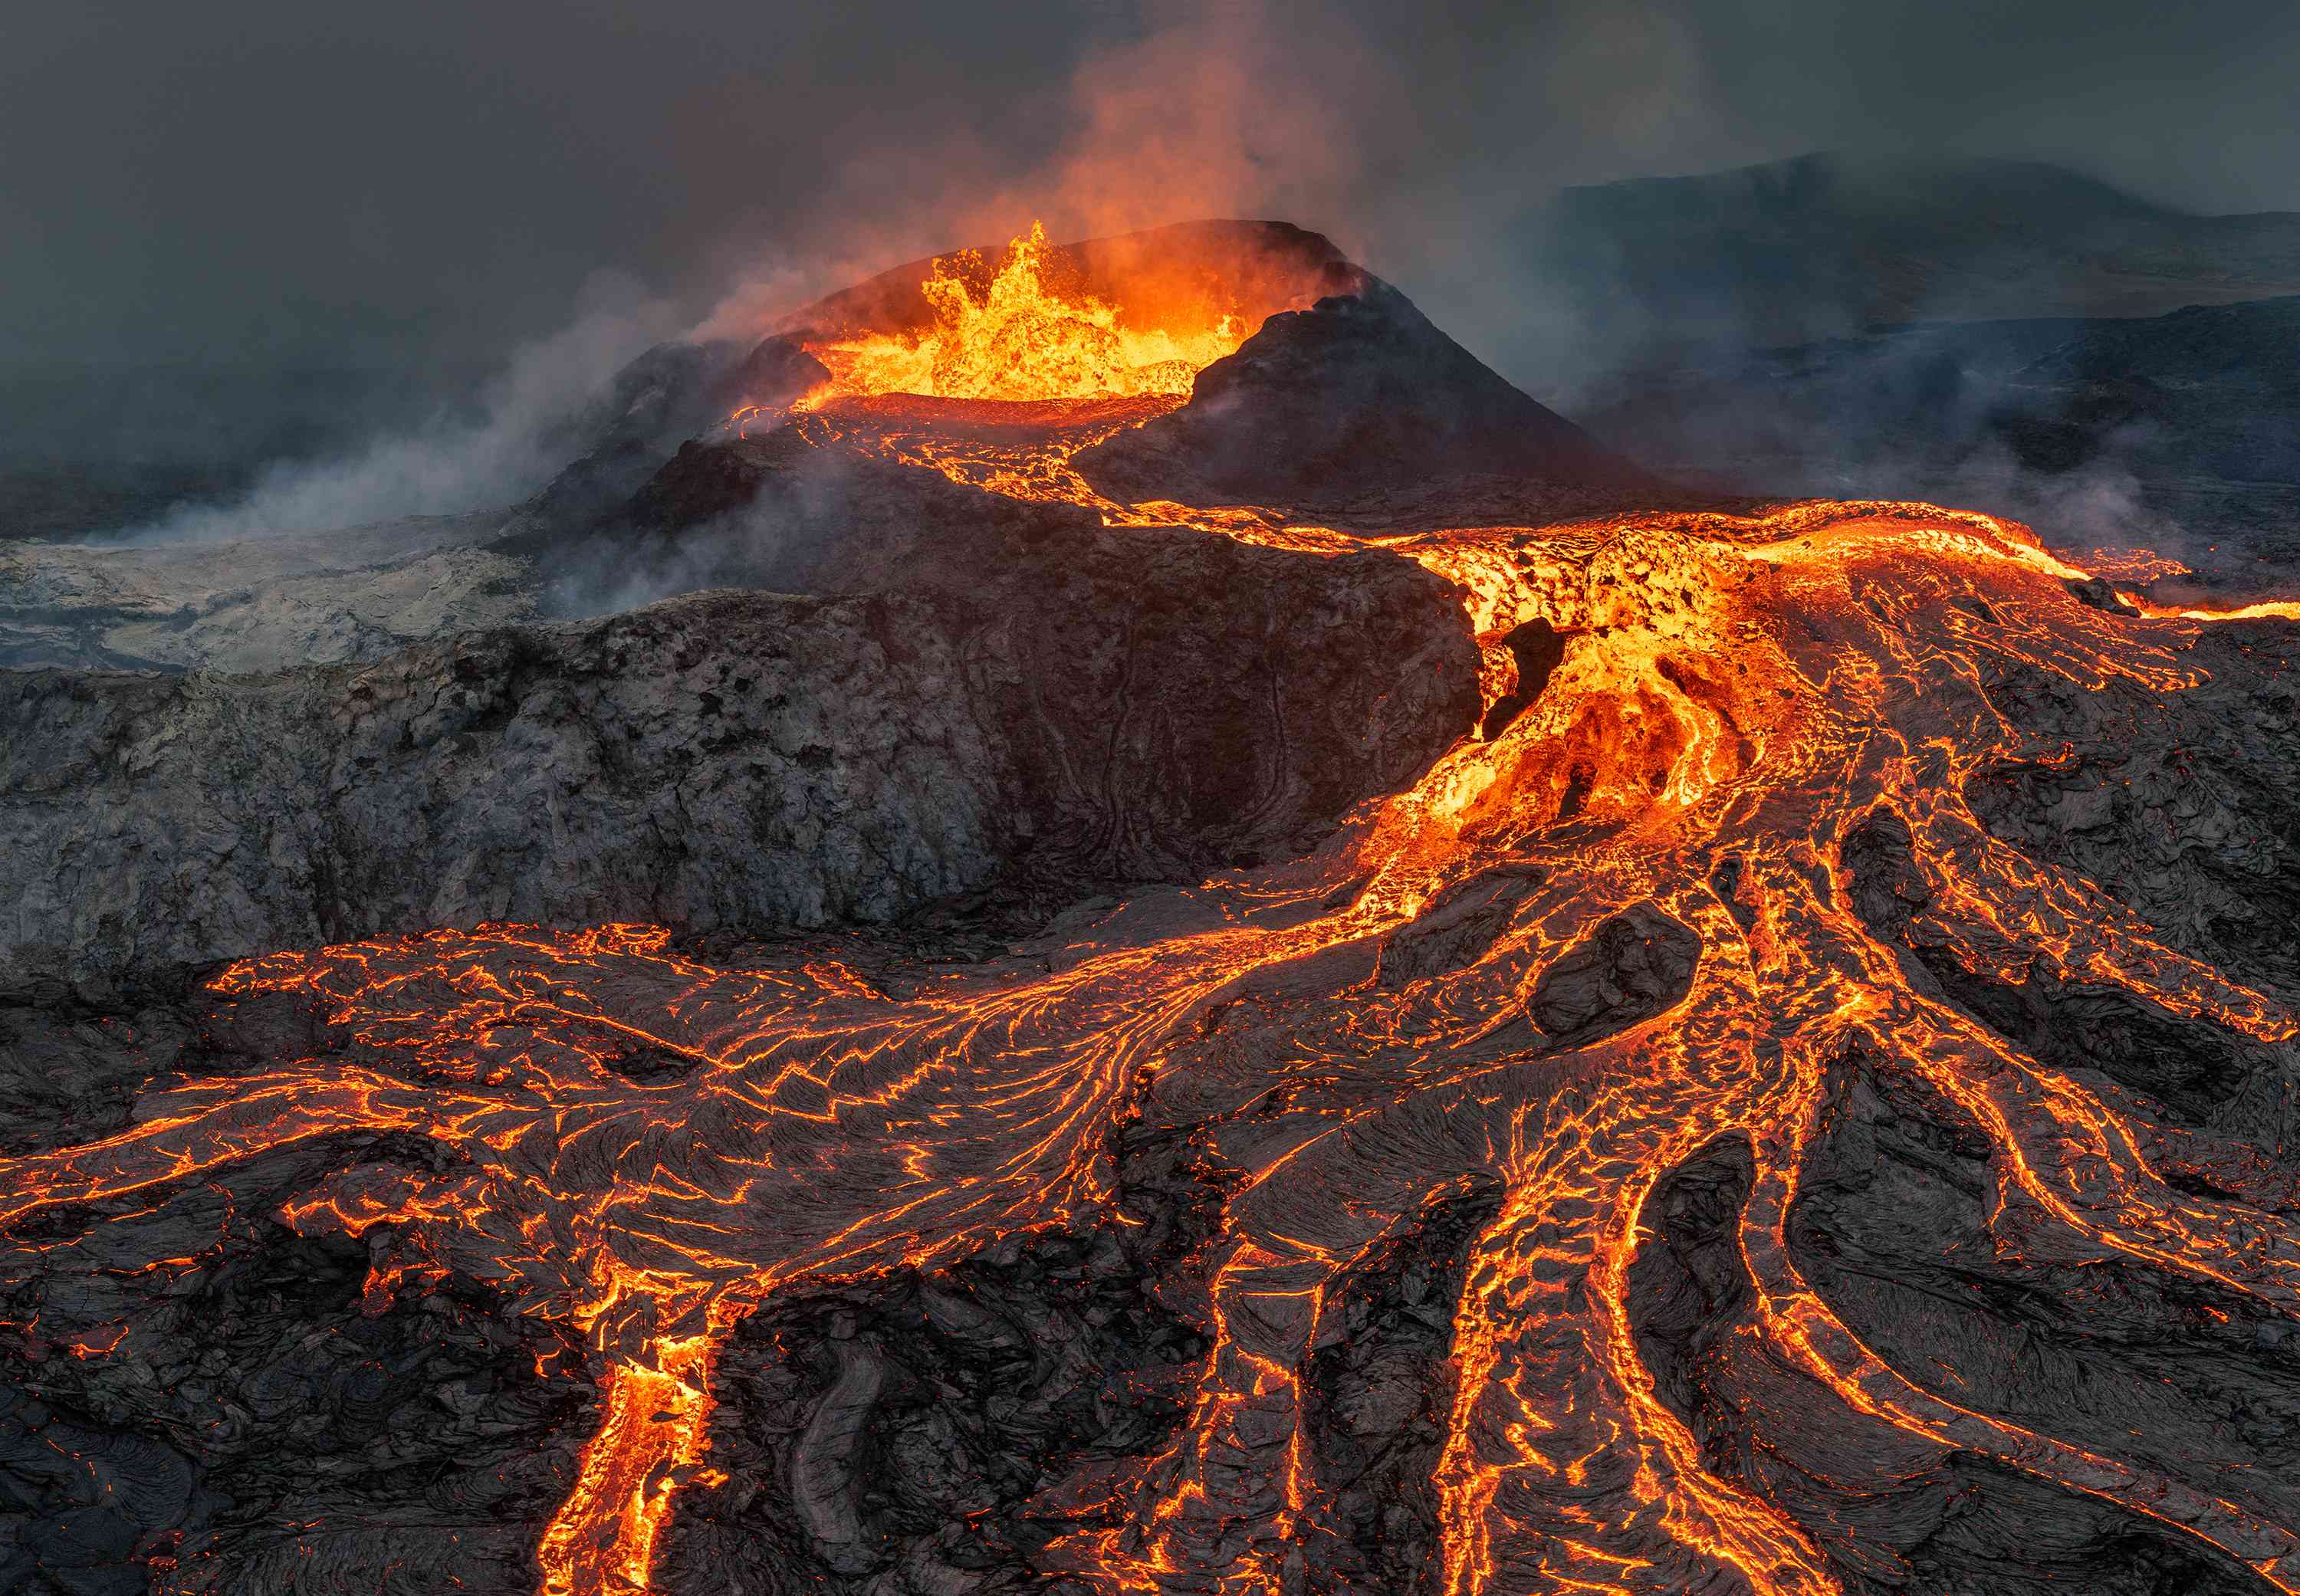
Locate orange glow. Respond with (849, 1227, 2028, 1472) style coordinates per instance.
(2072, 545, 2191, 585)
(2125, 593, 2300, 622)
(6, 494, 2300, 1595)
(538, 1331, 721, 1596)
(8, 270, 2300, 1594)
(803, 222, 1246, 403)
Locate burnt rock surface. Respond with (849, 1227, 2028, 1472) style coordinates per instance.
(0, 1109, 593, 1594)
(1073, 281, 1651, 521)
(1754, 627, 2300, 1593)
(1299, 1187, 1501, 1594)
(653, 1121, 1228, 1594)
(0, 496, 1477, 1002)
(518, 425, 1116, 612)
(1631, 1115, 2272, 1596)
(1953, 620, 2300, 1006)
(515, 335, 830, 534)
(1787, 1062, 2288, 1596)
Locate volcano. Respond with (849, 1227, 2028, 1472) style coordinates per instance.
(5, 221, 2300, 1596)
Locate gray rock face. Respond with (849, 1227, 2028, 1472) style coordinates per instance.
(0, 511, 1478, 1001)
(0, 513, 528, 674)
(1962, 617, 2300, 1005)
(515, 335, 830, 534)
(2, 591, 996, 1002)
(1073, 283, 1650, 518)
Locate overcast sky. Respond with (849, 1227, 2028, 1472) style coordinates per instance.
(8, 0, 2298, 376)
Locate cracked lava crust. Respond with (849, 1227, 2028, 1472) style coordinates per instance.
(8, 223, 2300, 1596)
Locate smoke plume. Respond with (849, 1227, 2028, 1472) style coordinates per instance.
(117, 277, 680, 543)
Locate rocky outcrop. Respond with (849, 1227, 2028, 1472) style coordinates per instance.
(0, 512, 527, 674)
(1630, 1116, 2276, 1596)
(0, 511, 1477, 1001)
(1073, 282, 1651, 517)
(514, 335, 828, 534)
(1958, 617, 2300, 1007)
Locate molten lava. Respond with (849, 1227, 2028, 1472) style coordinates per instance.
(802, 222, 1247, 404)
(8, 245, 2300, 1596)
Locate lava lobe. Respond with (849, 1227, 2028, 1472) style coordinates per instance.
(5, 222, 2300, 1596)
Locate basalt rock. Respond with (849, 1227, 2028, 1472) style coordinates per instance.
(1073, 281, 1651, 517)
(0, 511, 1477, 1003)
(514, 335, 829, 534)
(524, 425, 1097, 610)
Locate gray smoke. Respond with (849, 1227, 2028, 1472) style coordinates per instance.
(116, 279, 682, 543)
(10, 1, 2296, 389)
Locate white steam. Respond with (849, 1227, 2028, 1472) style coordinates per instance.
(118, 274, 682, 543)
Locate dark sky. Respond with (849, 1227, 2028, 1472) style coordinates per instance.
(8, 0, 2298, 376)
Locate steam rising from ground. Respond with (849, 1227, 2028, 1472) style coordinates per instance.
(95, 0, 1395, 550)
(115, 280, 680, 544)
(541, 452, 865, 622)
(61, 0, 2290, 583)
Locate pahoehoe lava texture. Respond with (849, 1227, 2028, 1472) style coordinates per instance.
(9, 218, 2300, 1596)
(650, 1120, 1230, 1594)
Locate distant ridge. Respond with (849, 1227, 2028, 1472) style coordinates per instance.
(1530, 150, 2300, 346)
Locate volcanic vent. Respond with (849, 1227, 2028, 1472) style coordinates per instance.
(784, 220, 1305, 403)
(6, 220, 2300, 1596)
(504, 216, 1648, 609)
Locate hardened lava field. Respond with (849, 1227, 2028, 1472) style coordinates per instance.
(7, 222, 2300, 1596)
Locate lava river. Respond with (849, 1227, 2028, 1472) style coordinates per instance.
(13, 228, 2300, 1596)
(7, 363, 2300, 1593)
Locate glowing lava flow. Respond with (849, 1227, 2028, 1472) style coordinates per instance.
(536, 1328, 719, 1596)
(802, 222, 1248, 404)
(5, 454, 2300, 1588)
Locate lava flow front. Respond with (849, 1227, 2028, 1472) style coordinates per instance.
(7, 235, 2300, 1596)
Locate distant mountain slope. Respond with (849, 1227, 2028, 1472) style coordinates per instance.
(1582, 294, 2300, 576)
(1531, 152, 2300, 349)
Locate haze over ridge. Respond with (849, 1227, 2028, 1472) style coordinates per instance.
(8, 0, 2299, 380)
